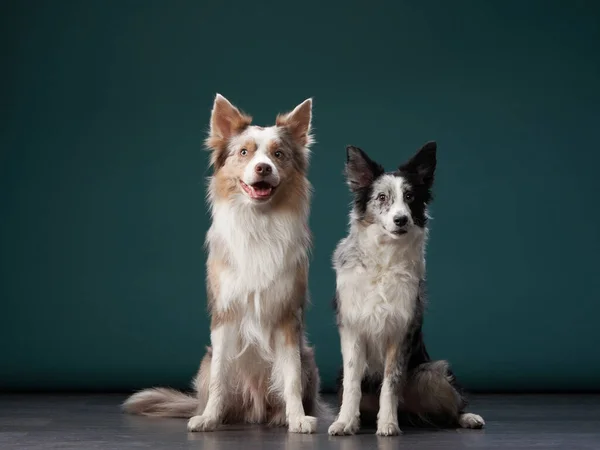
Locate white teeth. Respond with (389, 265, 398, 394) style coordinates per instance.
(249, 184, 272, 198)
(240, 180, 274, 199)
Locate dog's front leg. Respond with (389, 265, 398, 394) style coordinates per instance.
(376, 342, 403, 436)
(328, 326, 366, 436)
(273, 320, 317, 434)
(188, 323, 232, 432)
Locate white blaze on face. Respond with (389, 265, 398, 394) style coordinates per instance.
(374, 175, 413, 233)
(241, 126, 281, 186)
(229, 125, 282, 201)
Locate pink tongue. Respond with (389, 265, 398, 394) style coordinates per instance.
(251, 186, 272, 198)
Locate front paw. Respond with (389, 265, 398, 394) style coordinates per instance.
(288, 415, 317, 434)
(328, 419, 360, 436)
(187, 414, 219, 432)
(376, 421, 402, 436)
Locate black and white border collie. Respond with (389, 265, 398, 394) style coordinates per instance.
(328, 142, 485, 436)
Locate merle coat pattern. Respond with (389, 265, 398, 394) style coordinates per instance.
(122, 94, 331, 434)
(328, 142, 485, 436)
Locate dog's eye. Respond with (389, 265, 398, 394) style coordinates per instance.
(240, 148, 248, 156)
(377, 193, 387, 202)
(274, 151, 283, 158)
(404, 192, 414, 202)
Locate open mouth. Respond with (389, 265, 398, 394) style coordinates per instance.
(391, 229, 408, 236)
(240, 180, 276, 201)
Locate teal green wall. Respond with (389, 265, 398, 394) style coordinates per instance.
(2, 0, 599, 392)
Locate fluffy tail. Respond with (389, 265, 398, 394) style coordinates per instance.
(122, 388, 200, 418)
(313, 394, 335, 423)
(403, 360, 465, 420)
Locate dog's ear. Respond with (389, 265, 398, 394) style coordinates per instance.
(276, 98, 313, 148)
(400, 141, 437, 187)
(345, 146, 384, 192)
(205, 94, 252, 168)
(209, 94, 252, 142)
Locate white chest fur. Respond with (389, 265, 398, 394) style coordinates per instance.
(207, 201, 309, 316)
(335, 226, 426, 341)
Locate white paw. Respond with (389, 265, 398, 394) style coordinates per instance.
(328, 419, 360, 436)
(458, 413, 485, 429)
(376, 421, 402, 436)
(288, 415, 317, 434)
(187, 414, 219, 432)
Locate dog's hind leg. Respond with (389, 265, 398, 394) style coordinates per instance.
(403, 360, 485, 429)
(457, 411, 486, 429)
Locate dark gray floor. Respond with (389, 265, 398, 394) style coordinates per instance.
(1, 394, 600, 449)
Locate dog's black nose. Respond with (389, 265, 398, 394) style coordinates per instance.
(255, 163, 272, 175)
(393, 215, 408, 227)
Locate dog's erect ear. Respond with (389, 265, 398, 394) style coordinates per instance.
(345, 146, 384, 191)
(205, 94, 252, 167)
(208, 94, 252, 143)
(400, 141, 437, 187)
(276, 98, 313, 148)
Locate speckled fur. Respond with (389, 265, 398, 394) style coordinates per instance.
(328, 142, 485, 436)
(123, 94, 331, 434)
